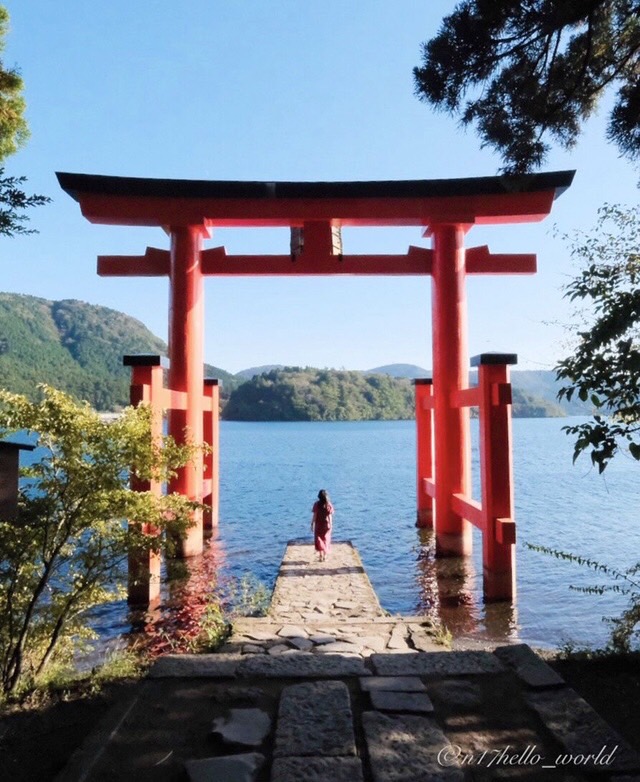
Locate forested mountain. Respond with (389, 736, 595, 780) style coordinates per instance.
(363, 363, 590, 416)
(0, 293, 235, 410)
(223, 367, 565, 421)
(235, 364, 286, 380)
(0, 292, 578, 418)
(223, 368, 414, 421)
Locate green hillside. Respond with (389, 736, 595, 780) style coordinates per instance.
(223, 367, 565, 421)
(365, 363, 590, 416)
(0, 292, 570, 418)
(223, 367, 414, 421)
(0, 293, 235, 410)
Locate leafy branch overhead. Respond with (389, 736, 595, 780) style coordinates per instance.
(0, 7, 28, 161)
(414, 0, 640, 172)
(0, 168, 49, 236)
(556, 205, 640, 472)
(0, 7, 49, 235)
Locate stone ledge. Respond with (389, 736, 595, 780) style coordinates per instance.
(148, 654, 241, 678)
(371, 651, 505, 677)
(360, 676, 427, 693)
(494, 643, 566, 689)
(184, 753, 264, 782)
(527, 688, 640, 774)
(362, 711, 464, 781)
(274, 681, 356, 758)
(237, 652, 370, 678)
(369, 690, 435, 714)
(271, 756, 364, 782)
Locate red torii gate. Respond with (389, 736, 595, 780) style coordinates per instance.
(57, 170, 574, 602)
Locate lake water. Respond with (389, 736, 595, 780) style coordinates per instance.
(213, 418, 639, 650)
(21, 417, 638, 651)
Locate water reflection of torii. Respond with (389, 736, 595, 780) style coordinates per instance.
(57, 171, 574, 605)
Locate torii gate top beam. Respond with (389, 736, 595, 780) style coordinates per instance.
(56, 170, 574, 229)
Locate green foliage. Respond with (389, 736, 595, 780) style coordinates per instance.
(0, 292, 239, 410)
(555, 205, 640, 472)
(0, 8, 49, 235)
(0, 168, 49, 237)
(224, 574, 270, 618)
(0, 7, 29, 162)
(0, 293, 160, 410)
(511, 388, 565, 418)
(414, 0, 640, 173)
(223, 367, 564, 421)
(223, 367, 415, 421)
(0, 385, 196, 697)
(527, 543, 640, 652)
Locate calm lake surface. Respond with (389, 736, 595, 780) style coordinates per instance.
(77, 417, 639, 651)
(211, 418, 639, 650)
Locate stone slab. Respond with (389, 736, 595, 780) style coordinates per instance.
(271, 756, 364, 782)
(242, 644, 264, 655)
(241, 630, 280, 642)
(358, 635, 389, 652)
(387, 623, 409, 650)
(410, 631, 443, 653)
(274, 681, 356, 757)
(315, 641, 363, 654)
(268, 644, 290, 656)
(238, 652, 370, 678)
(369, 690, 435, 714)
(371, 651, 504, 677)
(309, 634, 336, 645)
(527, 688, 640, 774)
(494, 643, 565, 688)
(278, 625, 309, 638)
(185, 753, 264, 782)
(360, 676, 426, 693)
(148, 654, 241, 678)
(288, 637, 314, 651)
(426, 680, 483, 710)
(210, 708, 271, 748)
(362, 711, 464, 781)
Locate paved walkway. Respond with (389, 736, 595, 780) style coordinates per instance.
(222, 541, 444, 658)
(56, 541, 640, 781)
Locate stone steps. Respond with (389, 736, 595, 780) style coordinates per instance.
(56, 541, 640, 781)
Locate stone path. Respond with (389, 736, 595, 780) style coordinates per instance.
(56, 541, 640, 781)
(220, 541, 444, 659)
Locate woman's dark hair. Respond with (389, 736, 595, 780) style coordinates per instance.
(318, 489, 330, 506)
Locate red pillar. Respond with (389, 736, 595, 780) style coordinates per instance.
(168, 225, 205, 557)
(124, 355, 165, 606)
(415, 379, 433, 528)
(203, 378, 220, 530)
(431, 224, 472, 556)
(476, 354, 517, 600)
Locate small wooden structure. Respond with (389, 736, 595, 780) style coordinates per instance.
(0, 440, 35, 521)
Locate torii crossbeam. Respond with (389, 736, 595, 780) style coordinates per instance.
(58, 170, 574, 599)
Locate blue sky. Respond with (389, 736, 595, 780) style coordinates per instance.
(3, 1, 638, 373)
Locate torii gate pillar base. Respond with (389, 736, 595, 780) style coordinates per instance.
(128, 552, 161, 608)
(483, 566, 516, 603)
(436, 528, 472, 558)
(416, 509, 433, 529)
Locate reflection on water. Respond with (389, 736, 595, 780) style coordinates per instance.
(413, 528, 519, 646)
(124, 534, 227, 657)
(77, 418, 639, 652)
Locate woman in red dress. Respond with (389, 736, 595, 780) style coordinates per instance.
(311, 489, 333, 562)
